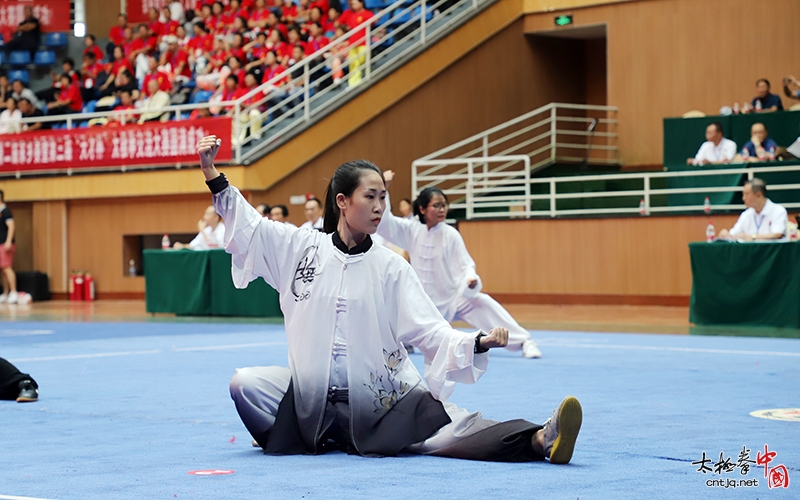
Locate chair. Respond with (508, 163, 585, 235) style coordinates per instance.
(0, 52, 5, 65)
(364, 0, 386, 10)
(45, 32, 68, 48)
(7, 69, 29, 85)
(9, 51, 31, 66)
(34, 50, 56, 66)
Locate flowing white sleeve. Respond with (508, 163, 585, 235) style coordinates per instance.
(447, 228, 482, 299)
(212, 185, 299, 291)
(389, 258, 488, 401)
(376, 193, 419, 252)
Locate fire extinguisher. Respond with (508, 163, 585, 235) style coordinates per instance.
(70, 272, 85, 301)
(83, 273, 95, 301)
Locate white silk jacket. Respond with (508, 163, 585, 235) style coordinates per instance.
(213, 185, 488, 454)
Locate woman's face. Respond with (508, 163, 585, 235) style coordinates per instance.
(6, 98, 15, 110)
(398, 199, 412, 217)
(420, 193, 447, 226)
(339, 170, 386, 236)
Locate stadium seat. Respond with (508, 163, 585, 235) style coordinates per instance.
(7, 69, 29, 85)
(34, 50, 56, 66)
(9, 51, 31, 65)
(45, 32, 68, 48)
(0, 52, 5, 65)
(364, 0, 386, 10)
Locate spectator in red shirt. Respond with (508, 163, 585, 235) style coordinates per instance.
(188, 22, 215, 74)
(280, 27, 306, 66)
(327, 25, 348, 85)
(226, 0, 250, 24)
(107, 14, 127, 60)
(93, 89, 137, 127)
(248, 0, 272, 31)
(147, 7, 164, 40)
(160, 6, 181, 38)
(235, 71, 268, 144)
(307, 6, 329, 33)
(209, 1, 226, 34)
(141, 55, 173, 99)
(229, 32, 247, 63)
(305, 22, 328, 55)
(79, 52, 106, 101)
(244, 31, 270, 72)
(84, 35, 105, 64)
(280, 0, 298, 24)
(160, 36, 192, 85)
(46, 74, 83, 116)
(262, 50, 287, 89)
(338, 0, 372, 87)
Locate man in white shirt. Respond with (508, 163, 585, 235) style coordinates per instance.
(174, 205, 226, 249)
(300, 197, 324, 231)
(269, 204, 297, 228)
(687, 123, 737, 166)
(718, 178, 787, 241)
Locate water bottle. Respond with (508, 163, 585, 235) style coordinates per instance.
(733, 102, 740, 114)
(768, 146, 776, 161)
(742, 147, 750, 161)
(639, 199, 646, 216)
(706, 221, 715, 243)
(162, 234, 170, 250)
(703, 196, 711, 214)
(129, 259, 136, 277)
(788, 220, 798, 241)
(755, 99, 762, 112)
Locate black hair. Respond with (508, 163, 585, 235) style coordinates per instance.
(87, 34, 96, 42)
(709, 122, 723, 135)
(0, 190, 4, 201)
(85, 52, 96, 60)
(413, 187, 447, 224)
(227, 74, 239, 85)
(322, 160, 383, 234)
(756, 78, 771, 88)
(271, 204, 289, 217)
(745, 178, 768, 197)
(63, 57, 75, 68)
(306, 197, 322, 208)
(195, 21, 208, 33)
(60, 72, 72, 81)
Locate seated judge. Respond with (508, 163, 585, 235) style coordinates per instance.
(717, 178, 787, 241)
(686, 122, 737, 165)
(735, 123, 778, 162)
(174, 205, 226, 249)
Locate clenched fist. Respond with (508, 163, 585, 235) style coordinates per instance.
(479, 327, 509, 350)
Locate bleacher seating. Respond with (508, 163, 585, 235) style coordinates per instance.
(9, 51, 31, 66)
(45, 32, 68, 48)
(34, 50, 56, 66)
(7, 69, 29, 85)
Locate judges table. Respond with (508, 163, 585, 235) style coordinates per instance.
(143, 249, 282, 317)
(689, 241, 800, 328)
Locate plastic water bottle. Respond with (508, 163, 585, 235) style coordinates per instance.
(742, 147, 750, 161)
(768, 146, 776, 161)
(788, 221, 798, 241)
(733, 102, 740, 114)
(162, 234, 170, 250)
(639, 199, 646, 216)
(755, 99, 762, 112)
(706, 221, 715, 243)
(703, 196, 711, 214)
(129, 259, 136, 277)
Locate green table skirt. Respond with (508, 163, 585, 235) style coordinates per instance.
(689, 241, 800, 327)
(144, 249, 282, 317)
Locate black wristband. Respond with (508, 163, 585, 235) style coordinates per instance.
(474, 332, 489, 354)
(206, 172, 229, 194)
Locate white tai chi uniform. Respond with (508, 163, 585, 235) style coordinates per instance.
(376, 195, 536, 355)
(211, 177, 542, 460)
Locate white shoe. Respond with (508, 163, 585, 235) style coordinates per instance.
(0, 294, 6, 303)
(17, 292, 31, 305)
(7, 291, 18, 304)
(522, 339, 542, 359)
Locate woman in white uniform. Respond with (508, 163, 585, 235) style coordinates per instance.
(377, 171, 542, 359)
(196, 136, 581, 463)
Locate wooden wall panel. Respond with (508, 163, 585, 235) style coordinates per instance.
(66, 194, 218, 295)
(524, 0, 800, 167)
(86, 0, 123, 43)
(6, 202, 33, 272)
(459, 214, 739, 298)
(251, 18, 588, 224)
(33, 201, 68, 293)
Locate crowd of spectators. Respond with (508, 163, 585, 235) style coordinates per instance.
(0, 0, 386, 135)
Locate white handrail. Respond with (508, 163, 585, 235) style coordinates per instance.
(421, 161, 800, 219)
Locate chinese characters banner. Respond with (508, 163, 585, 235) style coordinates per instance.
(0, 117, 233, 174)
(127, 0, 197, 24)
(0, 1, 71, 33)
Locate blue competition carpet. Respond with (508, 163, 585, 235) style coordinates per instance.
(1, 322, 799, 499)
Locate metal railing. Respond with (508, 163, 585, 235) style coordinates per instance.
(412, 103, 619, 203)
(10, 0, 495, 171)
(422, 162, 800, 219)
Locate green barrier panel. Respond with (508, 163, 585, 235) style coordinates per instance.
(664, 163, 744, 207)
(144, 249, 212, 315)
(208, 249, 282, 317)
(689, 241, 800, 328)
(663, 116, 732, 167)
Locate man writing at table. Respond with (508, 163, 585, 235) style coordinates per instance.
(686, 122, 737, 165)
(717, 178, 787, 241)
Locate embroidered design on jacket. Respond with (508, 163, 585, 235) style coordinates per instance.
(364, 348, 410, 414)
(292, 245, 319, 301)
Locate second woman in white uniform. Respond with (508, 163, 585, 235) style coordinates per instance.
(377, 171, 542, 359)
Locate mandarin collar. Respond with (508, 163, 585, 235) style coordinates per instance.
(332, 231, 373, 255)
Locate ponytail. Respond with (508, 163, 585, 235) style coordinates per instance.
(323, 159, 384, 234)
(413, 187, 447, 224)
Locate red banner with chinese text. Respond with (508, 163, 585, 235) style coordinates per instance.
(127, 0, 198, 24)
(0, 1, 71, 33)
(0, 117, 233, 174)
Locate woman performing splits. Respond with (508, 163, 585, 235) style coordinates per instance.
(377, 171, 542, 359)
(197, 136, 581, 463)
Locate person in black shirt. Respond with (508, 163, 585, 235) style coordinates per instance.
(5, 6, 41, 57)
(18, 98, 49, 131)
(0, 357, 38, 403)
(0, 190, 18, 304)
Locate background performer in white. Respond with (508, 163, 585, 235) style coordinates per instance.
(196, 136, 581, 463)
(377, 171, 542, 359)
